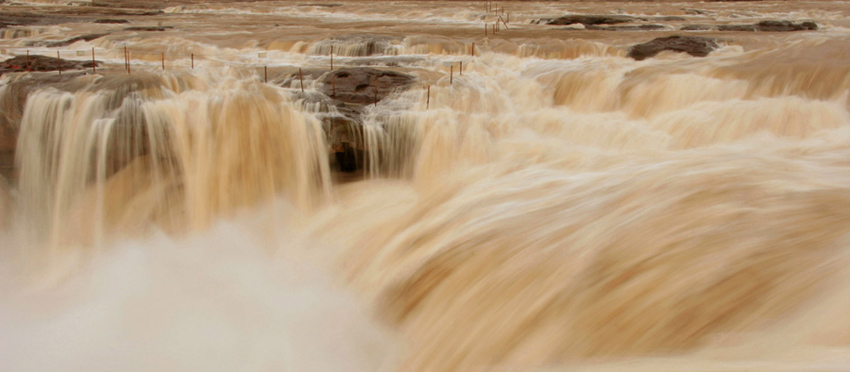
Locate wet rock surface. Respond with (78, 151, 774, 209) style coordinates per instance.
(718, 20, 818, 32)
(587, 24, 666, 31)
(39, 33, 110, 47)
(541, 15, 638, 26)
(123, 26, 173, 32)
(320, 67, 414, 105)
(94, 18, 130, 23)
(297, 67, 415, 172)
(1, 54, 99, 75)
(628, 35, 719, 60)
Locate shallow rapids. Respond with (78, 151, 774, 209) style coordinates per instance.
(1, 0, 850, 371)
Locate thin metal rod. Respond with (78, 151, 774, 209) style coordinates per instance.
(373, 76, 378, 106)
(57, 51, 61, 75)
(426, 85, 430, 110)
(299, 68, 305, 93)
(91, 47, 96, 73)
(330, 45, 334, 71)
(161, 52, 165, 70)
(264, 66, 268, 83)
(450, 64, 453, 85)
(191, 53, 194, 69)
(460, 61, 463, 76)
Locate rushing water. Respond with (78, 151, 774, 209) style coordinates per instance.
(1, 0, 850, 371)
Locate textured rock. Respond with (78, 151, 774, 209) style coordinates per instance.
(124, 26, 173, 32)
(718, 20, 818, 32)
(587, 24, 666, 31)
(1, 54, 99, 76)
(40, 33, 110, 48)
(628, 36, 719, 60)
(94, 19, 130, 24)
(542, 15, 638, 26)
(320, 67, 414, 105)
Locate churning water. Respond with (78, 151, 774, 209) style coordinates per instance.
(1, 0, 850, 371)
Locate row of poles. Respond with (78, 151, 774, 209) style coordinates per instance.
(484, 1, 510, 37)
(9, 7, 494, 109)
(13, 43, 476, 110)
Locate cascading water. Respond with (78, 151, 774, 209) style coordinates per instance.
(1, 0, 850, 371)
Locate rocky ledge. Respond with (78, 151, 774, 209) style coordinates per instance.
(628, 36, 719, 61)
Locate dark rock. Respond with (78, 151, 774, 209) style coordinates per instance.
(542, 15, 638, 26)
(628, 35, 719, 60)
(94, 19, 129, 24)
(681, 24, 713, 31)
(309, 68, 414, 172)
(1, 54, 100, 75)
(41, 33, 110, 48)
(718, 20, 818, 32)
(652, 16, 687, 22)
(320, 67, 414, 105)
(123, 26, 173, 32)
(298, 3, 343, 7)
(586, 24, 666, 31)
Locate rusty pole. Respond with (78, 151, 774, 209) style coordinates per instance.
(330, 45, 334, 71)
(57, 51, 62, 75)
(485, 23, 488, 37)
(450, 64, 453, 85)
(91, 47, 96, 73)
(460, 61, 463, 76)
(127, 50, 131, 74)
(161, 52, 165, 70)
(191, 53, 194, 69)
(426, 85, 430, 110)
(471, 42, 475, 56)
(373, 76, 378, 107)
(264, 66, 268, 83)
(299, 68, 305, 93)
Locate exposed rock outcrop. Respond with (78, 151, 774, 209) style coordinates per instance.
(310, 67, 415, 172)
(718, 20, 818, 32)
(94, 19, 130, 24)
(1, 54, 99, 75)
(541, 15, 638, 26)
(628, 35, 719, 60)
(320, 67, 414, 105)
(124, 26, 173, 32)
(587, 24, 666, 31)
(41, 33, 110, 48)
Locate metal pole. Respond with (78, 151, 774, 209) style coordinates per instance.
(57, 51, 61, 75)
(191, 53, 194, 69)
(450, 64, 453, 85)
(299, 68, 304, 93)
(330, 45, 334, 71)
(91, 47, 96, 73)
(373, 76, 378, 106)
(161, 52, 165, 70)
(264, 66, 268, 83)
(426, 85, 430, 110)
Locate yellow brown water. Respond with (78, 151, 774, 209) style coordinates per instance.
(1, 1, 849, 371)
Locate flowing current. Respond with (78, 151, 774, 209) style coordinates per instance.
(1, 1, 850, 371)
